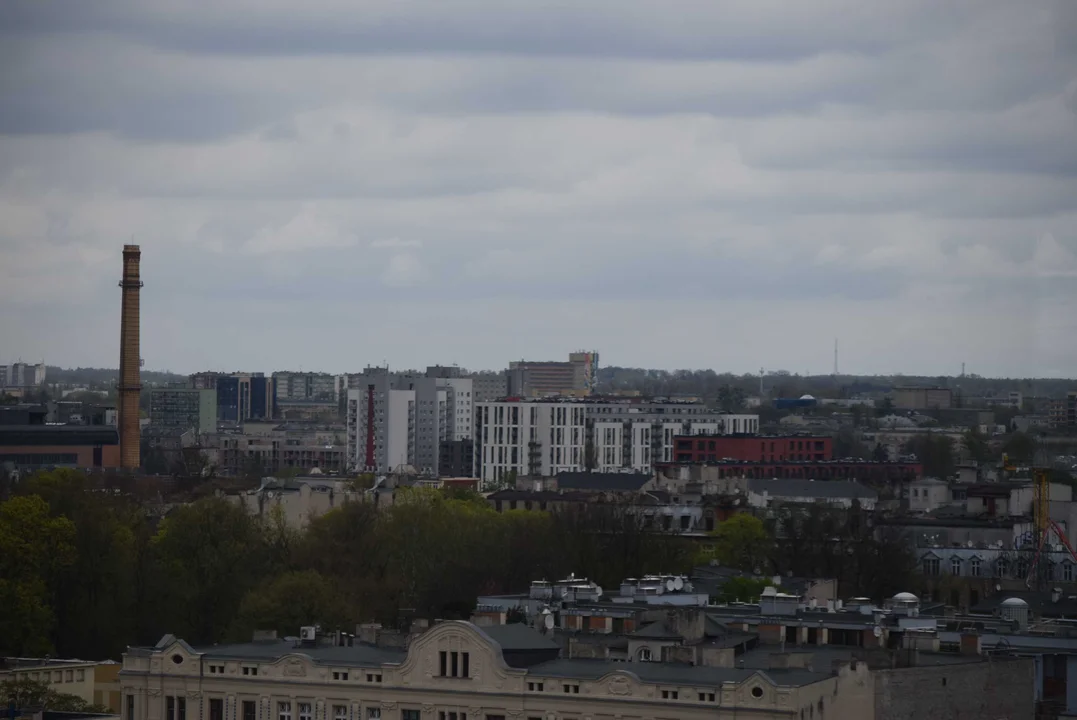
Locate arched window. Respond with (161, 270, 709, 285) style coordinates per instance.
(638, 647, 653, 662)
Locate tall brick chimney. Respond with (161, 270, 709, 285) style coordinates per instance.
(118, 245, 142, 470)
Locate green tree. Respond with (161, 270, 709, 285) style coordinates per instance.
(1003, 431, 1037, 465)
(0, 494, 77, 655)
(0, 677, 109, 712)
(716, 576, 775, 603)
(902, 434, 956, 478)
(963, 427, 993, 464)
(712, 514, 772, 573)
(229, 570, 354, 641)
(151, 497, 270, 644)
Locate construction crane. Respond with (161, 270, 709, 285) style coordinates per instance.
(1002, 453, 1077, 589)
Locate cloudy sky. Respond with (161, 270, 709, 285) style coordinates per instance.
(1, 1, 1076, 377)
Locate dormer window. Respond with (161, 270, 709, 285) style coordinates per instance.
(438, 651, 469, 678)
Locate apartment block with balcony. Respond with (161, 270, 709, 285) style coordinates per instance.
(476, 398, 759, 486)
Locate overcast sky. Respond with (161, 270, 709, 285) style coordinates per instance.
(1, 1, 1076, 377)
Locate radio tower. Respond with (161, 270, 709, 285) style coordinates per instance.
(118, 245, 143, 470)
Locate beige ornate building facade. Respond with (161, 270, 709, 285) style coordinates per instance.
(120, 621, 873, 720)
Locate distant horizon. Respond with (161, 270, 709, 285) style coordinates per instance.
(32, 363, 1077, 384)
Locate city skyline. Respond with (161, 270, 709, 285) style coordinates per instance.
(2, 1, 1076, 377)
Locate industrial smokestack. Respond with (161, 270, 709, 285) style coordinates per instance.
(118, 245, 142, 470)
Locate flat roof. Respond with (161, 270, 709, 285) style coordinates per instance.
(0, 425, 119, 447)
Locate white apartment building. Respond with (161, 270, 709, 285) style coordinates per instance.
(477, 400, 759, 487)
(346, 370, 473, 476)
(1, 362, 46, 388)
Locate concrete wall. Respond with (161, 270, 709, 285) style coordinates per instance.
(873, 657, 1034, 720)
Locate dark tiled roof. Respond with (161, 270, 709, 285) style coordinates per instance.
(193, 639, 404, 667)
(486, 490, 590, 502)
(630, 622, 682, 640)
(526, 658, 828, 688)
(557, 472, 652, 491)
(747, 478, 877, 501)
(482, 623, 560, 652)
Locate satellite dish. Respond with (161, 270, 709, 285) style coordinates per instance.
(666, 579, 676, 592)
(873, 626, 883, 638)
(543, 614, 555, 630)
(673, 577, 684, 591)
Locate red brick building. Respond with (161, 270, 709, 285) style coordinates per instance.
(673, 434, 834, 464)
(659, 459, 923, 482)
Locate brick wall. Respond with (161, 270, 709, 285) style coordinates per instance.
(874, 657, 1034, 720)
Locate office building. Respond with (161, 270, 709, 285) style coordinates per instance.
(506, 351, 599, 397)
(476, 398, 758, 486)
(0, 362, 46, 388)
(892, 386, 953, 410)
(149, 388, 217, 435)
(0, 425, 121, 469)
(345, 368, 474, 476)
(191, 373, 275, 423)
(272, 372, 338, 402)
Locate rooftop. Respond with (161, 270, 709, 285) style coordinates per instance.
(526, 658, 828, 688)
(556, 471, 652, 492)
(0, 425, 119, 446)
(747, 478, 878, 501)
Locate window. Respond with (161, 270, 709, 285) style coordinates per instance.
(209, 664, 225, 675)
(127, 695, 135, 720)
(242, 667, 258, 676)
(278, 702, 292, 720)
(923, 557, 940, 576)
(527, 682, 544, 692)
(332, 707, 348, 720)
(366, 709, 380, 720)
(177, 698, 186, 720)
(439, 651, 469, 678)
(697, 692, 716, 702)
(970, 557, 982, 577)
(950, 557, 962, 576)
(210, 700, 224, 720)
(437, 714, 467, 720)
(299, 703, 313, 720)
(167, 696, 175, 720)
(1066, 562, 1074, 582)
(333, 671, 349, 681)
(1016, 557, 1029, 578)
(244, 701, 257, 720)
(563, 684, 579, 694)
(401, 713, 421, 720)
(76, 670, 85, 682)
(638, 647, 653, 662)
(365, 673, 382, 683)
(662, 690, 678, 700)
(65, 670, 73, 682)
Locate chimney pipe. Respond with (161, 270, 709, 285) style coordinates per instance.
(118, 245, 142, 470)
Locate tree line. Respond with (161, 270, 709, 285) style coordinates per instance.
(0, 471, 695, 659)
(1, 469, 918, 661)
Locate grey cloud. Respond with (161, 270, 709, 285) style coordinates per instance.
(0, 0, 976, 61)
(1, 0, 1075, 375)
